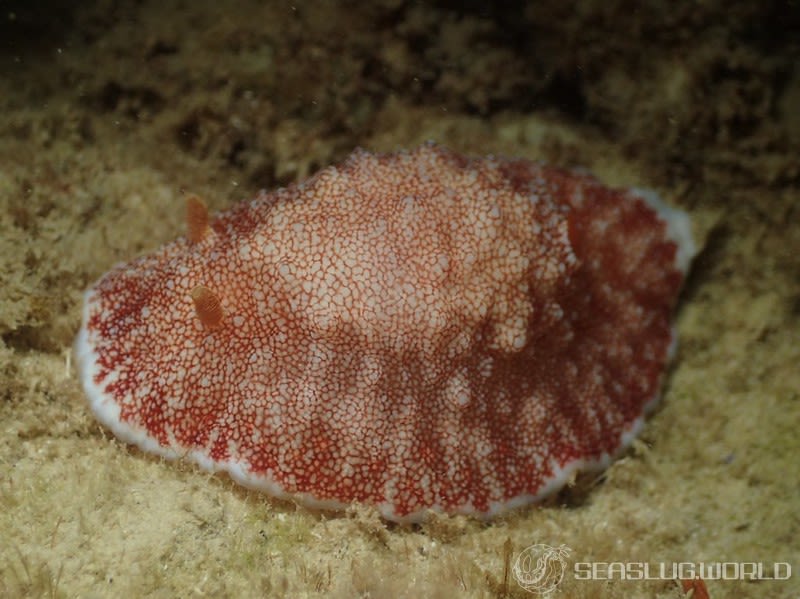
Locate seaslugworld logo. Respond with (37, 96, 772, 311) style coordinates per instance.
(573, 560, 791, 581)
(512, 544, 571, 595)
(511, 542, 792, 595)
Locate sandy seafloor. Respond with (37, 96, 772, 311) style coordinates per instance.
(1, 2, 799, 598)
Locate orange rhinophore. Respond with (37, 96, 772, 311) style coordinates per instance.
(190, 286, 223, 328)
(186, 195, 211, 243)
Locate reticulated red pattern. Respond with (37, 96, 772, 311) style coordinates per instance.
(76, 143, 692, 521)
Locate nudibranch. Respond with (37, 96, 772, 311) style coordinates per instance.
(75, 143, 694, 522)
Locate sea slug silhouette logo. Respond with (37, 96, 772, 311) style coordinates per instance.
(512, 543, 571, 595)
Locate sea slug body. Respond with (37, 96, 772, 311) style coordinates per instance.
(75, 143, 694, 522)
